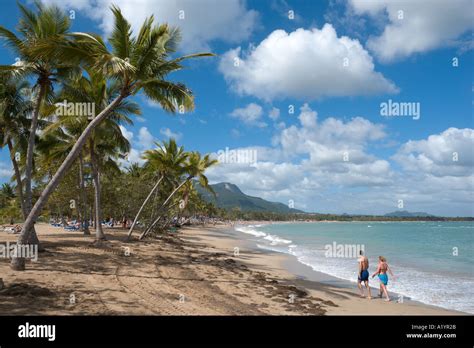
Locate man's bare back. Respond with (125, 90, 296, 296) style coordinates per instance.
(359, 255, 369, 271)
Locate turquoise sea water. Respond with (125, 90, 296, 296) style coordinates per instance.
(235, 221, 474, 313)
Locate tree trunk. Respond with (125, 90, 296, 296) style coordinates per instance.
(7, 139, 26, 217)
(78, 152, 90, 235)
(90, 140, 105, 241)
(127, 175, 163, 240)
(139, 177, 191, 240)
(10, 93, 126, 271)
(91, 204, 94, 229)
(7, 138, 44, 251)
(24, 83, 46, 214)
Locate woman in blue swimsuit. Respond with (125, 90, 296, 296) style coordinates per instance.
(372, 256, 394, 302)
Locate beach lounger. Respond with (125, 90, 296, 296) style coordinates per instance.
(64, 225, 79, 231)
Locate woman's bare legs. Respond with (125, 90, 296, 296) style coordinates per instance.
(364, 281, 371, 299)
(381, 283, 390, 301)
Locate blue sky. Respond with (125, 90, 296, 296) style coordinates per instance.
(0, 0, 473, 216)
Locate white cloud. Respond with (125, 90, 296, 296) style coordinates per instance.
(0, 163, 12, 178)
(393, 128, 474, 177)
(138, 127, 155, 149)
(219, 24, 398, 101)
(208, 109, 474, 215)
(230, 103, 267, 127)
(209, 105, 394, 209)
(117, 127, 157, 166)
(275, 104, 386, 160)
(42, 0, 258, 52)
(160, 127, 182, 140)
(125, 148, 145, 165)
(119, 125, 134, 142)
(350, 0, 474, 62)
(268, 107, 280, 121)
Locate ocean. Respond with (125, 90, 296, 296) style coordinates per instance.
(235, 221, 474, 313)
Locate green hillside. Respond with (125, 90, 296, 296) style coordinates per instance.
(196, 182, 303, 213)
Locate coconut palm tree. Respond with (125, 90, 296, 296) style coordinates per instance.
(127, 138, 187, 239)
(42, 72, 137, 240)
(0, 74, 31, 216)
(0, 183, 15, 199)
(0, 73, 46, 249)
(0, 2, 80, 230)
(11, 5, 212, 270)
(139, 152, 217, 239)
(89, 123, 131, 241)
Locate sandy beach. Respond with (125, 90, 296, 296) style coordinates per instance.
(0, 223, 462, 315)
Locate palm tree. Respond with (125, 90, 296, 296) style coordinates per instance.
(139, 152, 217, 239)
(127, 138, 187, 239)
(0, 183, 16, 199)
(11, 5, 212, 270)
(89, 123, 131, 241)
(42, 72, 137, 240)
(0, 2, 80, 230)
(0, 73, 46, 249)
(0, 74, 31, 217)
(37, 121, 92, 233)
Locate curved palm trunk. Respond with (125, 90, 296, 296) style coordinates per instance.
(78, 152, 90, 235)
(127, 175, 163, 240)
(139, 177, 191, 240)
(90, 141, 105, 241)
(11, 93, 126, 270)
(161, 200, 182, 230)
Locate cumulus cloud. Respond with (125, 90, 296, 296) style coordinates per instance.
(219, 24, 398, 101)
(275, 104, 386, 160)
(0, 163, 12, 178)
(205, 106, 473, 215)
(230, 103, 267, 127)
(138, 127, 156, 148)
(42, 0, 258, 52)
(119, 125, 134, 142)
(268, 107, 280, 121)
(124, 148, 146, 166)
(393, 128, 474, 177)
(117, 127, 156, 166)
(160, 127, 182, 140)
(208, 104, 394, 212)
(350, 0, 474, 61)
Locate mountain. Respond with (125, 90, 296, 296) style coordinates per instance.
(196, 182, 303, 213)
(384, 210, 435, 217)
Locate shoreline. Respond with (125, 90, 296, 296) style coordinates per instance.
(181, 223, 465, 315)
(0, 222, 465, 315)
(228, 220, 472, 315)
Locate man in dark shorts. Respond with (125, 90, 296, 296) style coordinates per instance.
(357, 250, 372, 299)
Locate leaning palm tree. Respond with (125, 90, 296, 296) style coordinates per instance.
(11, 5, 213, 270)
(139, 152, 218, 239)
(127, 138, 187, 239)
(42, 72, 138, 240)
(0, 2, 80, 234)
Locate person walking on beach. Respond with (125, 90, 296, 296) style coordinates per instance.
(372, 256, 394, 302)
(357, 250, 371, 299)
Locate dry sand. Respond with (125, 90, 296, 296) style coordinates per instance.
(0, 223, 461, 315)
